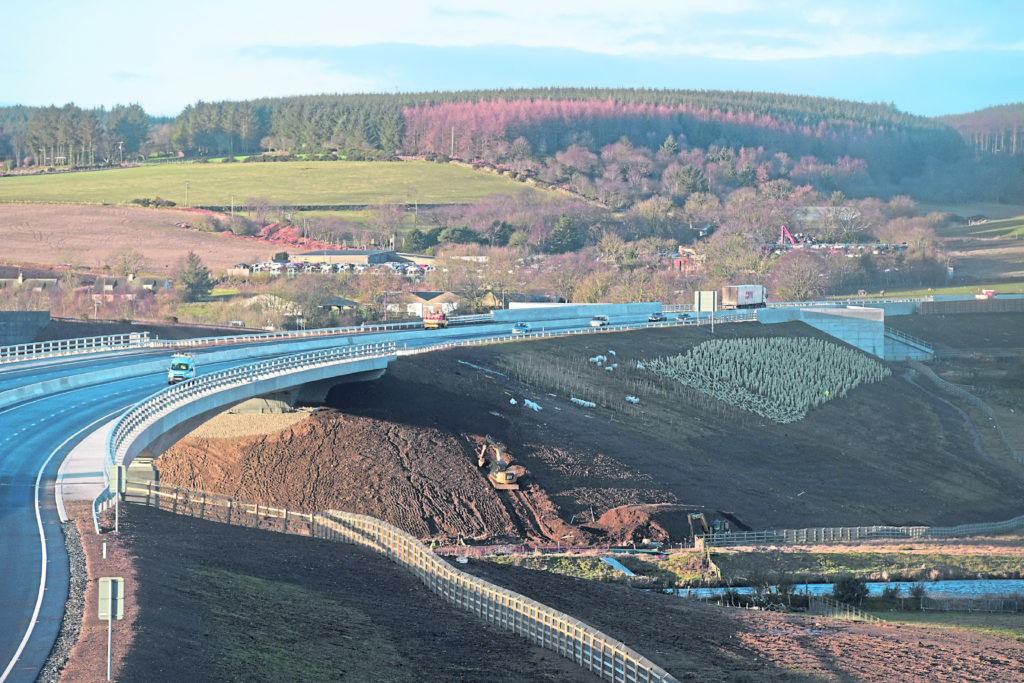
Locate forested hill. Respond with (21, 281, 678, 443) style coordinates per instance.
(939, 102, 1024, 157)
(2, 88, 1023, 203)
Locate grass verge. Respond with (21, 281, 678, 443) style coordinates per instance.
(194, 567, 414, 682)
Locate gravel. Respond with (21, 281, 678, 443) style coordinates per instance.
(37, 520, 87, 683)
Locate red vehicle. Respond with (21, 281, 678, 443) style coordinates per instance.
(423, 311, 448, 329)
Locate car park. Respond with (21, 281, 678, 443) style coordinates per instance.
(648, 312, 666, 322)
(512, 322, 531, 334)
(590, 315, 610, 327)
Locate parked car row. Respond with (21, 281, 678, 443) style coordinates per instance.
(235, 261, 433, 277)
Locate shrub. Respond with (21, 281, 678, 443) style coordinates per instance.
(881, 584, 902, 599)
(832, 575, 869, 605)
(130, 196, 176, 208)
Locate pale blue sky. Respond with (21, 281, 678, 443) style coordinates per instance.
(2, 0, 1021, 117)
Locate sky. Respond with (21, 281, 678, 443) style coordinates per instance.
(3, 0, 1022, 118)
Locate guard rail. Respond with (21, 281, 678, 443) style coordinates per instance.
(92, 341, 397, 531)
(0, 332, 150, 363)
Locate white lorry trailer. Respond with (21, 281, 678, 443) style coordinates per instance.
(721, 285, 767, 309)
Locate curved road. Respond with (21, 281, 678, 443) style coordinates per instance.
(0, 309, 695, 680)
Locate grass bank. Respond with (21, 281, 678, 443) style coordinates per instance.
(0, 159, 536, 208)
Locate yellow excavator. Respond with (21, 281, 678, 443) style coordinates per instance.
(477, 435, 519, 490)
(688, 512, 710, 537)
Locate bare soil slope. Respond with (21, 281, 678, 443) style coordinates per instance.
(157, 323, 1024, 547)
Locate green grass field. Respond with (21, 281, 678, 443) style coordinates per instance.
(0, 160, 538, 207)
(936, 214, 1024, 239)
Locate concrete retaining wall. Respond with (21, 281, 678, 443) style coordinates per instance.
(760, 305, 886, 358)
(0, 311, 50, 346)
(496, 302, 660, 323)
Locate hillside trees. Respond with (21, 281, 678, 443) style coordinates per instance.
(107, 247, 147, 277)
(109, 104, 150, 160)
(941, 103, 1024, 157)
(767, 249, 827, 301)
(14, 102, 153, 167)
(177, 251, 214, 303)
(6, 87, 1019, 201)
(547, 214, 584, 253)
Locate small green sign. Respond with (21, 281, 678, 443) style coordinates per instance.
(98, 577, 124, 621)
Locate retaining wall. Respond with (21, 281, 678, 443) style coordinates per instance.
(759, 306, 886, 358)
(496, 302, 660, 323)
(0, 310, 50, 346)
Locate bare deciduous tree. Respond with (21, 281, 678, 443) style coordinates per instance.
(107, 247, 146, 277)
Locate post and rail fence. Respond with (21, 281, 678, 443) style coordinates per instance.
(699, 514, 1024, 548)
(808, 595, 880, 623)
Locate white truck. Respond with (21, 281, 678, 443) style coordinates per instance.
(167, 353, 196, 384)
(721, 285, 767, 309)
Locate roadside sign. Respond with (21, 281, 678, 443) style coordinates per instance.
(108, 465, 126, 494)
(98, 577, 124, 621)
(695, 290, 717, 312)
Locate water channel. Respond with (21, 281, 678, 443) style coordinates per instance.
(671, 579, 1024, 599)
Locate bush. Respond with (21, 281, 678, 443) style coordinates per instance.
(130, 196, 176, 208)
(832, 575, 868, 605)
(881, 584, 902, 599)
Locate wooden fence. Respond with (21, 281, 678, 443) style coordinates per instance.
(917, 298, 1024, 315)
(701, 514, 1024, 548)
(920, 595, 1022, 613)
(124, 481, 679, 683)
(808, 595, 879, 622)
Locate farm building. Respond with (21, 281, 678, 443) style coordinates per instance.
(292, 250, 407, 266)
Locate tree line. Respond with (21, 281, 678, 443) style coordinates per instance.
(0, 103, 158, 168)
(3, 88, 1021, 204)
